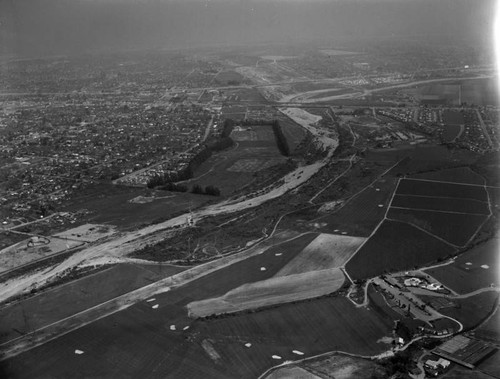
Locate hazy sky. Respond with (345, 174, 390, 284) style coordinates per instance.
(0, 0, 496, 56)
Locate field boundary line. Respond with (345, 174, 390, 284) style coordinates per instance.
(385, 218, 460, 249)
(402, 177, 500, 189)
(0, 232, 312, 359)
(389, 206, 490, 217)
(394, 194, 489, 203)
(342, 176, 402, 270)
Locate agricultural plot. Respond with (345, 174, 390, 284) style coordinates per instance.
(276, 234, 366, 276)
(61, 183, 209, 230)
(298, 353, 387, 379)
(315, 177, 398, 237)
(477, 350, 500, 378)
(387, 208, 487, 247)
(390, 195, 490, 215)
(460, 78, 499, 106)
(187, 268, 345, 317)
(189, 297, 393, 378)
(396, 179, 488, 202)
(3, 239, 393, 379)
(0, 236, 83, 274)
(186, 125, 287, 195)
(437, 291, 499, 330)
(424, 236, 499, 294)
(266, 366, 320, 379)
(472, 305, 500, 343)
(345, 220, 456, 280)
(0, 263, 185, 345)
(411, 167, 485, 185)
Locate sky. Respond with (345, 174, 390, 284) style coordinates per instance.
(0, 0, 497, 56)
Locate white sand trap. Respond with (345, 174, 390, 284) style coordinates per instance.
(183, 326, 190, 331)
(275, 253, 282, 256)
(466, 262, 472, 265)
(378, 204, 384, 208)
(334, 229, 340, 232)
(341, 232, 348, 235)
(188, 268, 345, 318)
(376, 188, 381, 191)
(152, 304, 159, 309)
(260, 267, 267, 271)
(292, 350, 304, 355)
(272, 355, 282, 360)
(147, 298, 156, 302)
(170, 325, 176, 331)
(245, 343, 252, 348)
(481, 265, 490, 269)
(276, 234, 366, 276)
(75, 350, 84, 355)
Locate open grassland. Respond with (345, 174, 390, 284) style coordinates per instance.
(425, 236, 499, 294)
(442, 365, 495, 379)
(184, 125, 286, 196)
(0, 263, 185, 345)
(61, 183, 209, 230)
(477, 350, 500, 378)
(472, 305, 500, 343)
(436, 291, 499, 330)
(187, 268, 345, 318)
(387, 208, 488, 247)
(460, 78, 499, 106)
(298, 353, 387, 379)
(276, 234, 366, 276)
(266, 365, 320, 379)
(315, 177, 398, 237)
(3, 249, 393, 379)
(189, 297, 393, 378)
(397, 179, 488, 202)
(411, 167, 485, 185)
(345, 220, 456, 280)
(390, 194, 490, 215)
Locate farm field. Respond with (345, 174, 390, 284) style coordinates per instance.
(396, 178, 488, 202)
(460, 78, 499, 106)
(442, 109, 464, 142)
(442, 124, 462, 142)
(472, 305, 500, 343)
(477, 350, 500, 378)
(391, 194, 490, 215)
(0, 263, 186, 345)
(61, 183, 209, 230)
(315, 177, 398, 237)
(187, 268, 345, 317)
(298, 353, 387, 379)
(183, 124, 287, 196)
(3, 253, 394, 379)
(390, 194, 490, 215)
(424, 236, 499, 294)
(266, 365, 320, 379)
(345, 220, 457, 280)
(442, 365, 494, 379)
(387, 208, 488, 247)
(436, 291, 499, 330)
(411, 167, 485, 185)
(276, 234, 366, 276)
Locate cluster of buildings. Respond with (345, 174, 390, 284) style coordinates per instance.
(0, 53, 228, 220)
